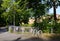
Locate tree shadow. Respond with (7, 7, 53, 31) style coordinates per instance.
(48, 34, 60, 41)
(0, 28, 7, 34)
(13, 37, 45, 41)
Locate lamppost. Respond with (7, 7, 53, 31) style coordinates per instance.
(12, 0, 16, 32)
(13, 11, 15, 26)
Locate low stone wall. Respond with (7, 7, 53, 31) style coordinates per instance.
(9, 26, 43, 36)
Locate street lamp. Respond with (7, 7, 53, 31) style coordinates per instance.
(13, 11, 15, 26)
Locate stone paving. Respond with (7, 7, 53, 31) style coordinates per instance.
(0, 28, 60, 41)
(0, 32, 22, 41)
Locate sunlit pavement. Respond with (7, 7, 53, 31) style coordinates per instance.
(0, 32, 60, 41)
(0, 27, 33, 41)
(0, 32, 34, 41)
(0, 27, 21, 41)
(0, 30, 60, 41)
(0, 32, 22, 41)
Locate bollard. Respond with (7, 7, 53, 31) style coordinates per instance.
(51, 28, 53, 34)
(21, 28, 25, 33)
(13, 26, 16, 32)
(16, 27, 19, 32)
(30, 28, 33, 33)
(37, 30, 42, 37)
(32, 29, 38, 36)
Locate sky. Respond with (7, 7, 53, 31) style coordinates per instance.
(49, 6, 60, 15)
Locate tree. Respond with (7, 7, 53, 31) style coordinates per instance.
(36, 0, 60, 33)
(0, 0, 6, 27)
(27, 0, 46, 28)
(45, 0, 60, 33)
(44, 0, 60, 21)
(1, 0, 32, 26)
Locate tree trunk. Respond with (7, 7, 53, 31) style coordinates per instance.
(53, 0, 57, 21)
(53, 0, 57, 33)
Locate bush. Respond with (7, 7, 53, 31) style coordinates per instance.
(53, 23, 60, 33)
(21, 24, 33, 27)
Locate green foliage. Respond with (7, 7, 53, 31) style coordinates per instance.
(0, 16, 6, 27)
(33, 15, 55, 33)
(21, 24, 33, 27)
(1, 0, 32, 26)
(53, 23, 60, 33)
(0, 0, 60, 34)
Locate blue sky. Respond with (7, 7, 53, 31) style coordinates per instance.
(49, 6, 60, 14)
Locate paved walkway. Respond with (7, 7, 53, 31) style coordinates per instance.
(0, 32, 48, 41)
(0, 32, 60, 41)
(0, 27, 34, 41)
(0, 32, 22, 41)
(0, 28, 60, 41)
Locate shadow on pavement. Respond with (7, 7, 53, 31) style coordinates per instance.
(0, 28, 7, 34)
(13, 34, 60, 41)
(13, 37, 45, 41)
(49, 34, 60, 41)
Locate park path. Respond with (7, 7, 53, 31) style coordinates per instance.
(0, 32, 22, 41)
(0, 27, 60, 41)
(0, 32, 48, 41)
(0, 32, 60, 41)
